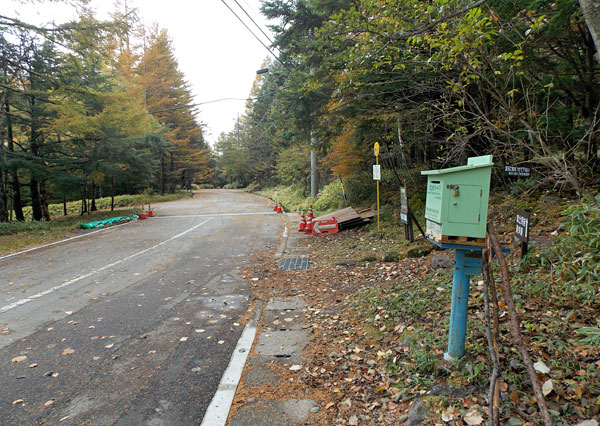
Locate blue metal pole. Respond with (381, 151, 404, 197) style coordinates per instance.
(445, 249, 471, 361)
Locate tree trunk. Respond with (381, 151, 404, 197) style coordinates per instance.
(0, 169, 8, 222)
(0, 95, 9, 221)
(5, 102, 24, 221)
(169, 152, 175, 193)
(111, 175, 115, 212)
(40, 179, 50, 221)
(30, 177, 43, 221)
(0, 137, 8, 222)
(81, 183, 87, 215)
(91, 184, 97, 211)
(579, 0, 600, 64)
(63, 196, 67, 216)
(160, 154, 165, 195)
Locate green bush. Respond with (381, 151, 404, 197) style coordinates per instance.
(259, 180, 347, 216)
(509, 178, 537, 196)
(244, 182, 262, 193)
(312, 180, 346, 213)
(542, 195, 600, 304)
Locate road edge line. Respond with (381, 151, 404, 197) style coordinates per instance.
(275, 212, 290, 258)
(0, 221, 132, 262)
(200, 300, 264, 426)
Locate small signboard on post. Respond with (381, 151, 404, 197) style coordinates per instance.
(372, 165, 381, 181)
(400, 185, 414, 242)
(504, 165, 531, 178)
(515, 209, 530, 258)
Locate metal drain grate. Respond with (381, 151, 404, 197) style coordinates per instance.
(279, 257, 310, 270)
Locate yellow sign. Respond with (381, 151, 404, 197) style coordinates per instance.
(373, 142, 380, 232)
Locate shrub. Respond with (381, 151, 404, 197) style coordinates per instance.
(245, 182, 262, 193)
(541, 195, 600, 304)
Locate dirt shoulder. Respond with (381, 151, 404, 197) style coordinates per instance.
(231, 197, 599, 426)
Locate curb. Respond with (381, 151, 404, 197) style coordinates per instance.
(200, 300, 264, 426)
(202, 210, 291, 425)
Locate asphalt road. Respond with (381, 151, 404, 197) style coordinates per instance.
(0, 190, 281, 426)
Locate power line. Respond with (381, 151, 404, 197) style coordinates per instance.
(147, 89, 282, 114)
(219, 0, 292, 72)
(231, 0, 275, 46)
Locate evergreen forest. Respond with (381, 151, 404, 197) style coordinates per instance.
(215, 0, 599, 203)
(0, 1, 212, 222)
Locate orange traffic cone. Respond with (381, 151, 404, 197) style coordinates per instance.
(273, 201, 278, 211)
(147, 203, 154, 217)
(140, 205, 147, 220)
(305, 205, 313, 233)
(298, 210, 306, 232)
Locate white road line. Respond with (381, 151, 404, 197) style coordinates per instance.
(200, 301, 262, 426)
(275, 224, 289, 258)
(152, 212, 277, 218)
(0, 222, 131, 262)
(0, 217, 215, 315)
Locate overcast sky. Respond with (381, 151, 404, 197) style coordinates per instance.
(7, 0, 276, 145)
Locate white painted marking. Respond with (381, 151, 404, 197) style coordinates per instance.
(152, 212, 277, 219)
(0, 222, 131, 262)
(275, 224, 288, 258)
(0, 217, 215, 315)
(200, 302, 262, 426)
(313, 221, 337, 233)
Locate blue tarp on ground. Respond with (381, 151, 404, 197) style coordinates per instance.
(80, 215, 137, 229)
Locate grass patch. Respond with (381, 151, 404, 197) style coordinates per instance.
(257, 180, 349, 216)
(18, 191, 194, 220)
(0, 191, 193, 254)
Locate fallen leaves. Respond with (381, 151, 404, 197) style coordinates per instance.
(533, 360, 550, 374)
(61, 348, 74, 355)
(542, 379, 554, 396)
(11, 355, 27, 363)
(463, 409, 483, 425)
(240, 220, 600, 426)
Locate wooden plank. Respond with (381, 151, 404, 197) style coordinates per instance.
(440, 235, 486, 247)
(313, 207, 360, 224)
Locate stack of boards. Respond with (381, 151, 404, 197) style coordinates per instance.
(312, 207, 376, 230)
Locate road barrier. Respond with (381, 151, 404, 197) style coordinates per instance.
(311, 217, 339, 235)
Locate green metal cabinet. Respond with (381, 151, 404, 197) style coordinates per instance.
(421, 155, 493, 244)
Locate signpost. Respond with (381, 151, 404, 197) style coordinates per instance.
(374, 142, 381, 232)
(400, 185, 414, 242)
(515, 209, 530, 258)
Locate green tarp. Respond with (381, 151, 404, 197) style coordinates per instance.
(80, 215, 137, 229)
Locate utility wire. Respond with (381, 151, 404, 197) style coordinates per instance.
(220, 0, 292, 71)
(148, 89, 281, 114)
(231, 0, 275, 46)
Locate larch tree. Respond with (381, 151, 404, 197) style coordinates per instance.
(137, 27, 212, 193)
